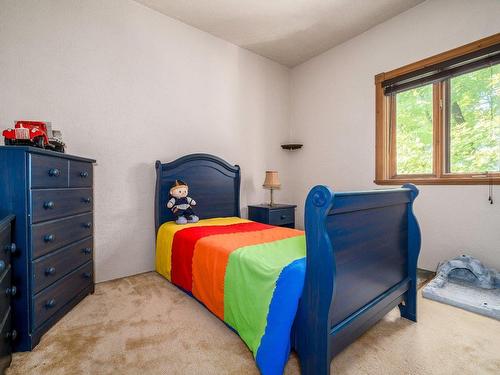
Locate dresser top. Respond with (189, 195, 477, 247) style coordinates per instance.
(0, 146, 96, 163)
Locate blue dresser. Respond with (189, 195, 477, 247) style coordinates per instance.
(0, 146, 95, 351)
(0, 215, 16, 373)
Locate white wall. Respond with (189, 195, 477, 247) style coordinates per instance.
(1, 0, 499, 281)
(0, 0, 291, 282)
(289, 0, 500, 271)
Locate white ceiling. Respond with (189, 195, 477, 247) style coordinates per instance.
(134, 0, 424, 67)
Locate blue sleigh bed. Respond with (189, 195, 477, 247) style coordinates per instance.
(154, 153, 421, 375)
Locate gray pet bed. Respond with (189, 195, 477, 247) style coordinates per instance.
(422, 255, 500, 320)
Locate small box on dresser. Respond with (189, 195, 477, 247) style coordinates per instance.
(248, 204, 296, 228)
(0, 146, 96, 351)
(0, 215, 16, 374)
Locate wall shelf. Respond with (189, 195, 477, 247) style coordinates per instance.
(281, 143, 303, 151)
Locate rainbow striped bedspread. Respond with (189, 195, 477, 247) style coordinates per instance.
(156, 217, 306, 374)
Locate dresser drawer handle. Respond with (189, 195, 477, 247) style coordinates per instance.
(83, 222, 92, 229)
(4, 242, 17, 254)
(45, 267, 56, 276)
(280, 215, 287, 220)
(48, 168, 61, 177)
(82, 247, 92, 255)
(80, 171, 89, 178)
(82, 197, 92, 204)
(0, 261, 5, 272)
(45, 299, 56, 308)
(44, 234, 55, 242)
(6, 286, 16, 296)
(83, 272, 92, 279)
(43, 201, 55, 209)
(6, 330, 17, 341)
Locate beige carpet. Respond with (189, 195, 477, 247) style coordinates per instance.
(8, 272, 500, 375)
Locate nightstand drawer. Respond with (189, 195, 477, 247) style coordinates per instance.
(30, 154, 69, 189)
(248, 204, 296, 228)
(31, 213, 93, 259)
(33, 261, 93, 329)
(32, 189, 93, 223)
(269, 209, 295, 226)
(33, 237, 93, 293)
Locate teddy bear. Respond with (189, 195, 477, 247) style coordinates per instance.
(167, 179, 199, 225)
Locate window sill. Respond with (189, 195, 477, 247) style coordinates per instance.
(375, 177, 500, 185)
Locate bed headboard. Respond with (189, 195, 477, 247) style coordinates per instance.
(154, 153, 241, 233)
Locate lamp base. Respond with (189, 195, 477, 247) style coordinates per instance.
(269, 188, 275, 207)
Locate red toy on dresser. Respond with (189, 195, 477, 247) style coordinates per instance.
(2, 120, 65, 152)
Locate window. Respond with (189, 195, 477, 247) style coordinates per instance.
(375, 34, 500, 185)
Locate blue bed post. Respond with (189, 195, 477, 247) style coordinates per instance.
(154, 160, 162, 235)
(295, 185, 335, 375)
(398, 183, 421, 322)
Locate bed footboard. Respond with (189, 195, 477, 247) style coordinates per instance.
(294, 184, 421, 375)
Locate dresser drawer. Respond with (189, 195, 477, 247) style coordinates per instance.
(30, 154, 69, 189)
(33, 237, 93, 293)
(0, 223, 13, 272)
(0, 267, 12, 321)
(0, 308, 12, 371)
(269, 208, 295, 226)
(31, 213, 93, 259)
(33, 261, 92, 329)
(32, 189, 93, 223)
(69, 160, 93, 188)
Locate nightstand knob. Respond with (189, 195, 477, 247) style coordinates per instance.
(83, 222, 92, 229)
(45, 267, 56, 276)
(281, 215, 287, 219)
(82, 197, 92, 203)
(80, 171, 89, 178)
(83, 272, 92, 279)
(82, 247, 92, 255)
(45, 299, 56, 308)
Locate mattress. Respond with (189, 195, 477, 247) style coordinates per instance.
(156, 217, 306, 375)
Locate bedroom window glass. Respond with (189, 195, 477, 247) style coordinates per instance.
(375, 33, 500, 185)
(447, 65, 500, 174)
(394, 84, 434, 175)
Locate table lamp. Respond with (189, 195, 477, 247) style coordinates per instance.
(263, 171, 281, 206)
